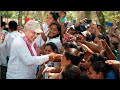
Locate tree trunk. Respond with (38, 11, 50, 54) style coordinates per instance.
(6, 11, 8, 24)
(0, 12, 3, 22)
(84, 11, 91, 19)
(117, 21, 120, 31)
(76, 11, 91, 22)
(117, 11, 120, 31)
(38, 11, 43, 22)
(96, 11, 106, 33)
(1, 16, 3, 22)
(18, 11, 22, 26)
(76, 11, 82, 22)
(24, 11, 29, 24)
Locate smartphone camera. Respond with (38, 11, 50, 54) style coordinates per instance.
(106, 22, 113, 27)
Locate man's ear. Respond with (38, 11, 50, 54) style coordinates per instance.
(97, 72, 103, 79)
(67, 60, 71, 65)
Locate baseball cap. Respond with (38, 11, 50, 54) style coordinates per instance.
(24, 20, 43, 34)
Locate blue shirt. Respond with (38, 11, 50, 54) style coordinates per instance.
(106, 70, 118, 79)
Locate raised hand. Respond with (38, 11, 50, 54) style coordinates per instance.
(49, 52, 63, 62)
(42, 67, 55, 75)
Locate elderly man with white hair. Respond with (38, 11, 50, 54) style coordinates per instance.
(6, 20, 62, 79)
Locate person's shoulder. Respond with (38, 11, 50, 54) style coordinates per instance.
(3, 30, 8, 34)
(5, 32, 11, 39)
(10, 31, 20, 37)
(13, 35, 22, 42)
(51, 37, 61, 44)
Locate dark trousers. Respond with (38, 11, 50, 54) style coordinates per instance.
(0, 65, 1, 79)
(1, 66, 7, 79)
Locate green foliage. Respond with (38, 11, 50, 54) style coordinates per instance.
(1, 11, 13, 18)
(102, 11, 120, 24)
(67, 11, 77, 22)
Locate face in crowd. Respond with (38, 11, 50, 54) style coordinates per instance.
(46, 12, 57, 26)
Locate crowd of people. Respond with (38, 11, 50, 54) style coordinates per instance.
(0, 11, 120, 79)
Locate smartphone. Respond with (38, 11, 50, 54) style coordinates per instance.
(73, 20, 76, 25)
(85, 19, 92, 24)
(64, 23, 67, 27)
(106, 22, 113, 27)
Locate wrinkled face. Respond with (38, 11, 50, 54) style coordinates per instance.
(46, 14, 55, 26)
(25, 30, 38, 43)
(44, 45, 53, 54)
(88, 66, 101, 79)
(49, 25, 59, 37)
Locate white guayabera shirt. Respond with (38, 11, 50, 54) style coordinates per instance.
(6, 34, 49, 79)
(0, 31, 20, 67)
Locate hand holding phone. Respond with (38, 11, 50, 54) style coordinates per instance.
(85, 19, 92, 24)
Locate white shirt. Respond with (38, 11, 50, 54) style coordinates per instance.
(46, 36, 62, 68)
(46, 36, 62, 52)
(0, 30, 9, 66)
(0, 31, 20, 66)
(0, 46, 7, 66)
(6, 35, 49, 79)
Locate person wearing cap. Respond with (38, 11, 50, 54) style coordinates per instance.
(6, 20, 62, 79)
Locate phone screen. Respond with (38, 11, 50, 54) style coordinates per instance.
(73, 20, 76, 25)
(106, 22, 113, 27)
(86, 19, 92, 24)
